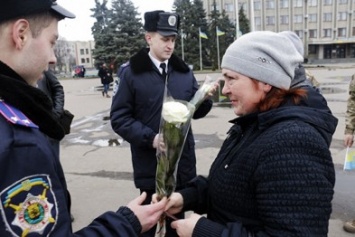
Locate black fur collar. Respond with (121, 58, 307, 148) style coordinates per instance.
(130, 48, 190, 74)
(0, 61, 65, 140)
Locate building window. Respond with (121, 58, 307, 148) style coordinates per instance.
(295, 30, 303, 38)
(309, 14, 317, 22)
(266, 16, 275, 25)
(309, 45, 317, 54)
(294, 14, 303, 23)
(211, 3, 220, 11)
(323, 0, 332, 5)
(323, 28, 332, 37)
(86, 58, 90, 63)
(293, 0, 303, 7)
(323, 13, 332, 22)
(338, 28, 346, 37)
(339, 0, 348, 4)
(309, 29, 317, 38)
(224, 3, 233, 12)
(338, 12, 347, 21)
(254, 1, 261, 10)
(352, 27, 355, 36)
(85, 48, 89, 54)
(280, 15, 289, 24)
(80, 49, 84, 55)
(255, 17, 261, 26)
(308, 0, 318, 6)
(280, 0, 289, 8)
(81, 58, 85, 63)
(265, 0, 275, 9)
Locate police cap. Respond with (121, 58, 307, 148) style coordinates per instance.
(0, 0, 75, 23)
(144, 10, 180, 36)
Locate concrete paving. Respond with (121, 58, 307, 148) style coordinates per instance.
(59, 63, 355, 236)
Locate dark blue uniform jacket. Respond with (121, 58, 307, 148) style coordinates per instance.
(110, 48, 213, 190)
(0, 61, 141, 236)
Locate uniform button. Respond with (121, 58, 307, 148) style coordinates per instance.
(224, 164, 228, 169)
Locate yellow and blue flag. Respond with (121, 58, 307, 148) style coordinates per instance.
(216, 27, 225, 36)
(344, 147, 355, 170)
(199, 29, 208, 39)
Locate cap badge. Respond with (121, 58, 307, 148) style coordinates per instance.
(168, 16, 177, 26)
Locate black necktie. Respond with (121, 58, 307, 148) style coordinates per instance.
(160, 63, 167, 78)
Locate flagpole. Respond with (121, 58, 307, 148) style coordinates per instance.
(199, 27, 203, 71)
(234, 0, 239, 39)
(181, 29, 185, 61)
(216, 26, 220, 70)
(250, 0, 255, 31)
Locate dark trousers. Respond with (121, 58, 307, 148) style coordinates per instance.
(139, 189, 184, 237)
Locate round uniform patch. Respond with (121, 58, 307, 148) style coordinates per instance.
(0, 175, 57, 237)
(168, 16, 176, 26)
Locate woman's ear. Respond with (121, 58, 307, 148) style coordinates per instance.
(261, 82, 272, 93)
(12, 19, 30, 49)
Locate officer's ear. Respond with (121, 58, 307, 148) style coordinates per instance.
(12, 19, 30, 49)
(145, 32, 155, 46)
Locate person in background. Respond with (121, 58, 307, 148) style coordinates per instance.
(113, 61, 129, 97)
(110, 10, 214, 237)
(0, 0, 166, 236)
(37, 69, 65, 154)
(98, 63, 113, 98)
(343, 73, 355, 233)
(38, 68, 76, 222)
(160, 31, 337, 237)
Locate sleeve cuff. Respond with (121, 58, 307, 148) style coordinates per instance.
(345, 128, 354, 135)
(179, 187, 199, 211)
(117, 206, 142, 235)
(192, 217, 224, 237)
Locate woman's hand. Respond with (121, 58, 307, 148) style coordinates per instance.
(171, 213, 202, 237)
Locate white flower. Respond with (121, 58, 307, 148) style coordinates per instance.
(162, 101, 191, 123)
(200, 84, 213, 94)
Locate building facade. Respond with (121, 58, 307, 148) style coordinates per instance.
(73, 40, 96, 68)
(202, 0, 355, 63)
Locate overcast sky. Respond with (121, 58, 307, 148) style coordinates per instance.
(58, 0, 174, 41)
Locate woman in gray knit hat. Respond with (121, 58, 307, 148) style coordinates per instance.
(158, 31, 338, 237)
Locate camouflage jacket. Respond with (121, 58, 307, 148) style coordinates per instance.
(345, 74, 355, 134)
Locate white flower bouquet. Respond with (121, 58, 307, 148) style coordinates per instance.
(189, 75, 217, 108)
(155, 98, 195, 237)
(155, 76, 217, 236)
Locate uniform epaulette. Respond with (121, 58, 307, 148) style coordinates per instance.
(0, 100, 38, 128)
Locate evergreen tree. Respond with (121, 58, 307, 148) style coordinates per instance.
(217, 10, 235, 59)
(207, 0, 221, 70)
(238, 4, 250, 35)
(110, 0, 145, 70)
(173, 0, 192, 62)
(91, 0, 144, 70)
(91, 0, 111, 67)
(174, 0, 208, 70)
(208, 0, 235, 70)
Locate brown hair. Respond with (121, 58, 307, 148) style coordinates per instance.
(0, 11, 58, 38)
(26, 11, 59, 38)
(252, 79, 308, 112)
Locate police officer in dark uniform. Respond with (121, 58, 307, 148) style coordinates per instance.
(110, 10, 214, 237)
(0, 1, 166, 236)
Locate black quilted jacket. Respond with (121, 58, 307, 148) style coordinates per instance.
(180, 87, 338, 237)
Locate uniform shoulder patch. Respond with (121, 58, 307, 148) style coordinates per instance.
(0, 175, 58, 236)
(0, 101, 38, 128)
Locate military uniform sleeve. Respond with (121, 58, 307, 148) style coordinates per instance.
(345, 74, 355, 134)
(110, 69, 156, 148)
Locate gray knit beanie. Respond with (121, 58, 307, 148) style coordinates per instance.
(221, 31, 304, 90)
(279, 31, 304, 57)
